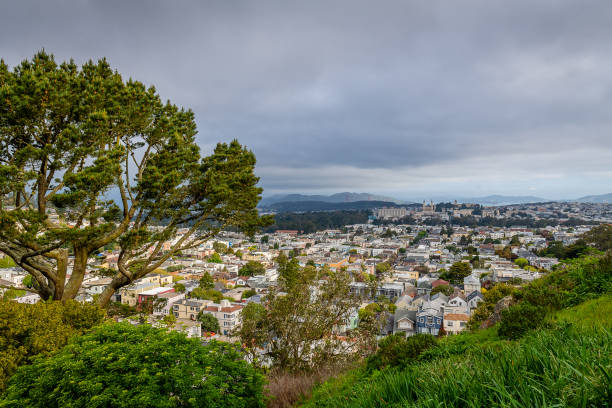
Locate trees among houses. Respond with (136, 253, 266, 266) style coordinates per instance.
(236, 265, 374, 372)
(239, 261, 265, 276)
(197, 311, 221, 334)
(440, 262, 472, 283)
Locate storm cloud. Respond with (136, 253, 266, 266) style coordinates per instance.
(2, 0, 611, 199)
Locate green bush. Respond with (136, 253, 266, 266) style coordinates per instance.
(498, 302, 547, 340)
(0, 300, 104, 391)
(367, 334, 437, 371)
(1, 323, 265, 408)
(515, 252, 612, 310)
(242, 289, 257, 299)
(197, 311, 220, 333)
(430, 284, 453, 296)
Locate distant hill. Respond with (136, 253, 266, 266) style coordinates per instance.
(263, 200, 403, 212)
(259, 192, 405, 207)
(574, 193, 612, 203)
(453, 195, 548, 206)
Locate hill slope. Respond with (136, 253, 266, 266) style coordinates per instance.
(264, 200, 401, 212)
(574, 192, 612, 203)
(302, 296, 612, 408)
(260, 192, 405, 207)
(300, 253, 612, 408)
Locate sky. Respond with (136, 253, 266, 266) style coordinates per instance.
(1, 0, 611, 201)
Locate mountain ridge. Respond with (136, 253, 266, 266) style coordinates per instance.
(573, 192, 612, 203)
(259, 192, 406, 207)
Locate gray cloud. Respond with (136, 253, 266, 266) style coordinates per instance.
(1, 0, 611, 198)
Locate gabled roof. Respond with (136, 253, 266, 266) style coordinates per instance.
(464, 275, 481, 285)
(449, 293, 467, 302)
(395, 309, 417, 322)
(431, 293, 449, 303)
(417, 280, 432, 288)
(466, 290, 484, 301)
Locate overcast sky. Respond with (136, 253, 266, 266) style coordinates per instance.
(2, 0, 611, 200)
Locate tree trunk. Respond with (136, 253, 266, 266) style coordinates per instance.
(53, 249, 68, 301)
(97, 274, 130, 308)
(62, 247, 88, 301)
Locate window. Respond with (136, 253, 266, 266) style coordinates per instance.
(447, 321, 453, 326)
(427, 316, 433, 324)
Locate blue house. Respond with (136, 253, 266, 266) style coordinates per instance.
(416, 301, 443, 335)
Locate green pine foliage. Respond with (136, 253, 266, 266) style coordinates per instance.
(0, 51, 269, 306)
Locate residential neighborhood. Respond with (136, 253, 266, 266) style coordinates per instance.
(2, 200, 609, 344)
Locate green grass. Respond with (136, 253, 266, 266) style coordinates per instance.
(302, 297, 612, 408)
(554, 293, 612, 329)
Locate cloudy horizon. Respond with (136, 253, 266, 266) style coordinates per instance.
(2, 0, 611, 200)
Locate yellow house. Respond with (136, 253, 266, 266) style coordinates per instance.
(143, 273, 173, 286)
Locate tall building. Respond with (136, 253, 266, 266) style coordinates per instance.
(375, 207, 408, 220)
(422, 201, 436, 213)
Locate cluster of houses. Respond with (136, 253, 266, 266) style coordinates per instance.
(1, 208, 605, 342)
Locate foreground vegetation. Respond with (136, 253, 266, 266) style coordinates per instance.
(301, 251, 612, 407)
(0, 300, 104, 391)
(304, 322, 610, 407)
(1, 324, 265, 408)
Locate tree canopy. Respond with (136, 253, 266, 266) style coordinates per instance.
(197, 311, 220, 334)
(239, 260, 265, 276)
(235, 264, 373, 372)
(199, 272, 214, 289)
(440, 262, 472, 283)
(0, 323, 265, 407)
(0, 52, 268, 306)
(581, 224, 612, 252)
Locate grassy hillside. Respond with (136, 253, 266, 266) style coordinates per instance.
(301, 255, 612, 408)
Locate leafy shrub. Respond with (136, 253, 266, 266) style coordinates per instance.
(105, 301, 138, 318)
(1, 323, 265, 408)
(467, 283, 516, 329)
(431, 284, 453, 296)
(367, 334, 437, 371)
(242, 289, 257, 299)
(498, 302, 547, 339)
(190, 287, 228, 302)
(197, 311, 220, 333)
(239, 261, 266, 276)
(0, 300, 104, 391)
(515, 252, 612, 310)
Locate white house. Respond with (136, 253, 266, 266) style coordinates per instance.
(443, 313, 469, 335)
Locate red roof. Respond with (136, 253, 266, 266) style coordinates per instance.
(431, 279, 450, 288)
(205, 305, 242, 313)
